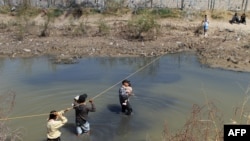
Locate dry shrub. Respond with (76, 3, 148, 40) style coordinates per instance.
(0, 6, 10, 14)
(163, 103, 223, 141)
(72, 7, 83, 19)
(163, 85, 250, 141)
(0, 22, 8, 30)
(151, 8, 182, 18)
(15, 6, 41, 17)
(0, 91, 23, 141)
(103, 0, 129, 15)
(231, 85, 250, 124)
(120, 13, 159, 41)
(67, 20, 90, 37)
(93, 18, 110, 36)
(211, 10, 232, 20)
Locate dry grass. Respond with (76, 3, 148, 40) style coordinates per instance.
(163, 103, 224, 141)
(162, 84, 250, 141)
(0, 91, 23, 141)
(231, 84, 250, 124)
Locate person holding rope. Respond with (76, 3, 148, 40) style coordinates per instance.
(47, 109, 69, 141)
(119, 80, 133, 115)
(74, 94, 96, 136)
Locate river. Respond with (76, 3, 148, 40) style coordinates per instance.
(0, 52, 250, 141)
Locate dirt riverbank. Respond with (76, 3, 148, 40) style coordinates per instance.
(0, 12, 249, 72)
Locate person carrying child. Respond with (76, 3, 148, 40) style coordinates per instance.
(119, 80, 133, 115)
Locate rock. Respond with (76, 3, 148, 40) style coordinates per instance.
(225, 28, 234, 32)
(53, 55, 79, 64)
(36, 49, 43, 53)
(23, 49, 31, 52)
(140, 53, 146, 57)
(11, 6, 16, 12)
(12, 53, 16, 58)
(227, 57, 238, 64)
(141, 42, 145, 47)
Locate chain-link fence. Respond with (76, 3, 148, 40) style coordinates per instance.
(0, 0, 249, 11)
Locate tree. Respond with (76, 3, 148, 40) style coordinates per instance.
(181, 0, 184, 10)
(242, 0, 245, 9)
(208, 0, 215, 10)
(244, 0, 248, 12)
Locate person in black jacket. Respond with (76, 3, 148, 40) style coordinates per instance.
(74, 94, 96, 136)
(229, 12, 240, 24)
(240, 13, 246, 25)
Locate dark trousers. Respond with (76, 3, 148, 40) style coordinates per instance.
(47, 137, 61, 141)
(120, 98, 132, 115)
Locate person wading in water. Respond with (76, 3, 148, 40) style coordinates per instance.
(119, 80, 133, 115)
(47, 109, 69, 141)
(74, 94, 96, 136)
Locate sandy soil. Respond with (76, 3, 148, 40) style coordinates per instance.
(0, 12, 249, 72)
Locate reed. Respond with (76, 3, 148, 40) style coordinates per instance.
(0, 91, 23, 141)
(161, 84, 250, 141)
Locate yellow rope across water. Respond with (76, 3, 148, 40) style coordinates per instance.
(0, 55, 164, 121)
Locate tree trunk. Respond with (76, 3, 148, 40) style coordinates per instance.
(245, 0, 248, 12)
(210, 0, 213, 9)
(212, 0, 216, 10)
(150, 0, 153, 8)
(181, 0, 184, 10)
(242, 0, 245, 10)
(208, 0, 210, 9)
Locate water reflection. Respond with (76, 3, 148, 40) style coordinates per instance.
(96, 57, 160, 77)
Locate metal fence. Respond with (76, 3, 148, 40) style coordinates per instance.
(0, 0, 249, 11)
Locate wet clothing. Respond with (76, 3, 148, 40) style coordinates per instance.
(47, 137, 61, 141)
(47, 111, 67, 140)
(76, 121, 90, 134)
(74, 103, 96, 134)
(119, 86, 133, 115)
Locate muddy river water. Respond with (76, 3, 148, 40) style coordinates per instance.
(0, 52, 250, 141)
